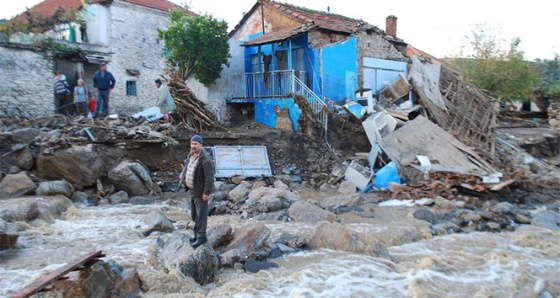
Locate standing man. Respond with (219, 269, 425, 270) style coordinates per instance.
(53, 70, 71, 115)
(92, 62, 116, 118)
(179, 135, 215, 248)
(154, 79, 176, 124)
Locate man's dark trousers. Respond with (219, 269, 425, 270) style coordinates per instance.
(96, 89, 110, 117)
(191, 196, 208, 240)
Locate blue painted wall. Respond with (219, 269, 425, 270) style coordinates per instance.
(321, 37, 358, 103)
(254, 98, 302, 131)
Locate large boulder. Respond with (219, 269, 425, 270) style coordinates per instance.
(109, 191, 129, 204)
(248, 186, 298, 203)
(3, 146, 35, 172)
(288, 200, 337, 223)
(36, 180, 73, 198)
(0, 172, 36, 198)
(224, 223, 271, 253)
(308, 221, 392, 260)
(0, 132, 13, 151)
(11, 128, 40, 144)
(108, 161, 158, 196)
(207, 223, 233, 249)
(531, 210, 560, 230)
(228, 183, 249, 202)
(141, 209, 175, 236)
(36, 144, 106, 187)
(50, 261, 141, 298)
(158, 233, 219, 285)
(248, 186, 297, 212)
(317, 193, 361, 211)
(0, 218, 19, 250)
(0, 196, 72, 224)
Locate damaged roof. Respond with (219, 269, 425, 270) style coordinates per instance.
(260, 0, 376, 34)
(232, 0, 383, 41)
(10, 0, 183, 24)
(243, 23, 319, 46)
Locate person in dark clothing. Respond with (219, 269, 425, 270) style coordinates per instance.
(178, 135, 215, 248)
(53, 70, 71, 115)
(92, 62, 116, 118)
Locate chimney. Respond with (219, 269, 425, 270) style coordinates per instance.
(386, 15, 397, 38)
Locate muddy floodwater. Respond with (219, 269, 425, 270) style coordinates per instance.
(1, 199, 559, 298)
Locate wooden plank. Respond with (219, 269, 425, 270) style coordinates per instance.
(9, 251, 104, 298)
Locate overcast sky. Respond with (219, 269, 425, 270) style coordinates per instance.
(2, 0, 559, 60)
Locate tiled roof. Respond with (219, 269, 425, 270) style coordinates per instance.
(260, 0, 377, 34)
(14, 0, 83, 20)
(243, 24, 318, 46)
(12, 0, 182, 23)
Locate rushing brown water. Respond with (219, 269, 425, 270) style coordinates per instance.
(1, 201, 559, 298)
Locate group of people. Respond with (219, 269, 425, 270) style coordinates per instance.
(54, 63, 176, 124)
(53, 62, 115, 118)
(55, 64, 209, 248)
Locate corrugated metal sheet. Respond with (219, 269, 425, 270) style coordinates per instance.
(208, 146, 272, 178)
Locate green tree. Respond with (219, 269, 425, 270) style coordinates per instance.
(534, 54, 560, 97)
(158, 9, 230, 86)
(449, 26, 538, 103)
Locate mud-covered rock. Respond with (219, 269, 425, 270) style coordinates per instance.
(36, 144, 105, 187)
(308, 221, 391, 260)
(108, 161, 158, 196)
(224, 223, 271, 254)
(0, 196, 72, 224)
(0, 172, 36, 198)
(141, 209, 175, 236)
(288, 200, 337, 223)
(158, 233, 219, 285)
(36, 180, 73, 198)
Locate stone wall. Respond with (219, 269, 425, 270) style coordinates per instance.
(356, 32, 408, 88)
(103, 1, 172, 116)
(0, 45, 54, 118)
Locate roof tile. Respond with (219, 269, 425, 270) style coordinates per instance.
(261, 0, 377, 34)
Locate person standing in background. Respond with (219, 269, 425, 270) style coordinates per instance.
(53, 70, 71, 115)
(73, 79, 89, 117)
(92, 62, 116, 118)
(155, 79, 176, 124)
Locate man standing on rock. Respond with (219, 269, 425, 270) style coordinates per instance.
(179, 134, 215, 248)
(92, 62, 116, 118)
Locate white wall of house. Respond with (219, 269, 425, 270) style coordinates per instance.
(94, 1, 171, 115)
(205, 36, 249, 123)
(85, 4, 111, 46)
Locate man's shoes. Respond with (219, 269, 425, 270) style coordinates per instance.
(189, 236, 197, 243)
(191, 237, 207, 248)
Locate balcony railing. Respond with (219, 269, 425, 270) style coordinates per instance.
(244, 70, 307, 98)
(243, 69, 328, 131)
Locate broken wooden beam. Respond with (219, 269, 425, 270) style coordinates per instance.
(8, 251, 105, 298)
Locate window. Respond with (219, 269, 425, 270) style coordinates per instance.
(251, 54, 263, 73)
(126, 81, 137, 96)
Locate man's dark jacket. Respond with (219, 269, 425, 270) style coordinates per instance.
(182, 150, 214, 198)
(93, 70, 116, 91)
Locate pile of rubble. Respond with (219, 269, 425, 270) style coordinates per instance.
(313, 55, 560, 203)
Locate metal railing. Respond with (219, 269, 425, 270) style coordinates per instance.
(292, 75, 328, 129)
(243, 70, 327, 126)
(244, 70, 307, 98)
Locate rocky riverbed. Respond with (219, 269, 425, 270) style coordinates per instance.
(1, 113, 559, 297)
